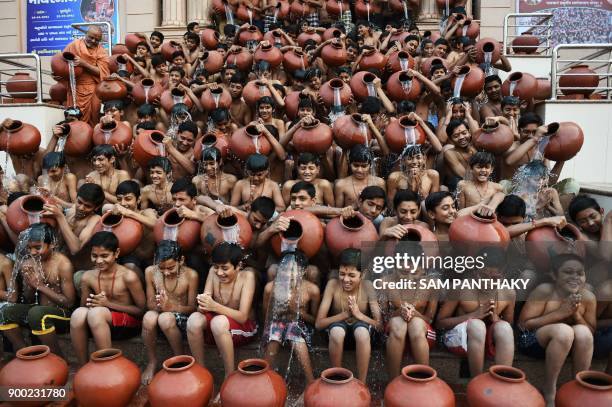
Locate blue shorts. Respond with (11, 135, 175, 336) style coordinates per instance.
(327, 320, 374, 349)
(518, 329, 546, 359)
(594, 327, 612, 359)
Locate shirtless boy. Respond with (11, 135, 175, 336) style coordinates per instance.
(282, 153, 334, 207)
(141, 157, 174, 214)
(424, 191, 458, 241)
(334, 144, 386, 209)
(387, 145, 440, 203)
(37, 152, 77, 208)
(85, 144, 131, 204)
(443, 119, 477, 182)
(231, 154, 285, 212)
(380, 189, 431, 239)
(457, 152, 505, 210)
(194, 146, 237, 206)
(163, 121, 198, 179)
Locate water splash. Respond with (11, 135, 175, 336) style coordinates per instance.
(224, 4, 235, 25)
(453, 73, 466, 98)
(510, 160, 550, 220)
(163, 225, 179, 241)
(68, 61, 77, 107)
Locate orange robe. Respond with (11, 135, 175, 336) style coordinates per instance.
(63, 38, 110, 126)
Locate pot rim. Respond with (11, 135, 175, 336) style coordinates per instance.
(398, 115, 418, 128)
(488, 365, 526, 383)
(509, 72, 524, 82)
(546, 122, 560, 135)
(62, 51, 76, 61)
(16, 344, 51, 360)
(237, 358, 270, 375)
(163, 208, 186, 227)
(100, 120, 118, 131)
(481, 122, 501, 132)
(20, 194, 45, 214)
(320, 367, 354, 384)
(245, 124, 262, 138)
(362, 72, 377, 83)
(469, 211, 497, 224)
(575, 370, 612, 391)
(400, 364, 438, 382)
(300, 119, 321, 129)
(162, 355, 196, 372)
(90, 348, 123, 362)
(340, 213, 365, 231)
(6, 120, 24, 132)
(216, 213, 239, 229)
(101, 212, 124, 228)
(554, 224, 581, 242)
(329, 78, 345, 89)
(141, 78, 155, 87)
(149, 130, 165, 144)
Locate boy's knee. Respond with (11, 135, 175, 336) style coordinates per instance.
(210, 315, 230, 335)
(70, 307, 89, 327)
(389, 317, 407, 339)
(158, 313, 177, 331)
(86, 307, 109, 327)
(353, 327, 370, 343)
(407, 317, 427, 337)
(493, 321, 513, 337)
(573, 325, 593, 345)
(142, 311, 159, 328)
(187, 313, 205, 333)
(329, 327, 346, 343)
(467, 319, 486, 339)
(552, 324, 575, 347)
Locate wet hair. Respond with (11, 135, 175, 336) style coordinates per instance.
(116, 180, 141, 199)
(170, 51, 186, 62)
(434, 38, 450, 47)
(360, 186, 386, 207)
(496, 194, 526, 218)
(446, 119, 468, 139)
(155, 240, 183, 263)
(297, 97, 314, 110)
(360, 97, 381, 114)
(151, 31, 164, 42)
(405, 34, 420, 44)
(103, 100, 124, 112)
(255, 60, 271, 73)
(211, 242, 243, 266)
(349, 144, 372, 164)
(171, 103, 190, 116)
(77, 183, 105, 208)
(179, 120, 198, 136)
(210, 108, 230, 123)
(230, 72, 246, 85)
(91, 144, 116, 159)
(290, 181, 316, 198)
(201, 147, 222, 163)
(425, 191, 453, 213)
(279, 249, 309, 269)
(135, 42, 150, 52)
(518, 112, 543, 129)
(397, 100, 416, 114)
(501, 96, 520, 107)
(430, 64, 447, 77)
(251, 196, 275, 220)
(257, 96, 276, 111)
(338, 248, 362, 272)
(137, 104, 156, 118)
(137, 121, 157, 131)
(469, 151, 495, 167)
(550, 252, 584, 275)
(26, 223, 55, 244)
(187, 22, 199, 32)
(170, 177, 197, 198)
(393, 189, 421, 210)
(568, 195, 601, 222)
(246, 153, 269, 172)
(42, 152, 66, 170)
(420, 38, 433, 47)
(169, 66, 186, 78)
(151, 55, 166, 68)
(90, 231, 119, 252)
(484, 75, 502, 85)
(148, 156, 172, 173)
(305, 68, 322, 81)
(224, 24, 237, 37)
(296, 152, 320, 167)
(401, 144, 424, 159)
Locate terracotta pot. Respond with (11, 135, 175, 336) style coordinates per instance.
(201, 212, 253, 254)
(0, 345, 68, 407)
(543, 122, 584, 161)
(112, 43, 130, 55)
(293, 120, 333, 154)
(305, 367, 371, 407)
(160, 88, 194, 113)
(212, 0, 231, 15)
(125, 33, 145, 54)
(108, 55, 134, 75)
(475, 38, 501, 66)
(386, 70, 423, 102)
(448, 212, 510, 253)
(132, 130, 166, 168)
(254, 43, 283, 68)
(201, 87, 232, 111)
(238, 25, 263, 46)
(132, 78, 164, 105)
(93, 120, 133, 147)
(325, 213, 378, 258)
(270, 209, 324, 258)
(559, 65, 599, 96)
(420, 57, 448, 77)
(355, 0, 382, 18)
(96, 77, 128, 102)
(385, 365, 454, 407)
(242, 80, 273, 106)
(332, 113, 371, 149)
(319, 78, 352, 107)
(276, 0, 291, 19)
(49, 81, 68, 104)
(237, 2, 261, 21)
(74, 349, 141, 407)
(0, 120, 41, 155)
(221, 359, 287, 407)
(6, 72, 37, 99)
(389, 30, 411, 44)
(62, 120, 94, 156)
(264, 30, 289, 47)
(322, 27, 343, 42)
(389, 223, 439, 257)
(194, 132, 230, 160)
(283, 49, 309, 73)
(148, 355, 214, 407)
(161, 41, 182, 62)
(321, 40, 347, 67)
(6, 195, 55, 234)
(385, 115, 426, 153)
(226, 48, 254, 72)
(389, 0, 420, 12)
(290, 0, 310, 17)
(200, 50, 225, 74)
(501, 71, 537, 101)
(284, 91, 308, 120)
(326, 0, 350, 16)
(297, 29, 322, 48)
(359, 49, 387, 71)
(511, 33, 539, 54)
(229, 125, 272, 160)
(154, 209, 202, 251)
(535, 78, 552, 100)
(350, 71, 380, 101)
(525, 223, 587, 271)
(387, 51, 416, 73)
(467, 365, 544, 407)
(457, 19, 480, 39)
(556, 370, 612, 407)
(51, 51, 83, 79)
(200, 28, 220, 50)
(473, 122, 514, 154)
(95, 213, 144, 255)
(451, 65, 485, 98)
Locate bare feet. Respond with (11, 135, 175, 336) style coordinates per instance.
(142, 362, 157, 385)
(542, 390, 555, 407)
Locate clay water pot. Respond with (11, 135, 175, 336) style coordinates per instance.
(230, 125, 272, 160)
(200, 50, 225, 74)
(201, 212, 253, 253)
(284, 91, 308, 120)
(535, 78, 552, 100)
(201, 87, 232, 111)
(131, 78, 164, 105)
(466, 365, 544, 407)
(420, 57, 447, 77)
(154, 209, 202, 251)
(297, 29, 322, 47)
(559, 65, 599, 97)
(200, 28, 220, 50)
(290, 0, 311, 17)
(132, 130, 166, 168)
(293, 119, 333, 155)
(226, 48, 254, 72)
(387, 51, 416, 73)
(387, 70, 423, 102)
(472, 122, 514, 154)
(359, 49, 387, 71)
(389, 223, 439, 257)
(148, 355, 214, 407)
(212, 0, 231, 15)
(451, 65, 485, 98)
(457, 19, 480, 39)
(95, 212, 144, 255)
(448, 213, 510, 254)
(332, 113, 371, 149)
(319, 78, 352, 107)
(6, 72, 37, 99)
(221, 359, 287, 407)
(242, 80, 273, 106)
(350, 71, 380, 101)
(389, 0, 420, 13)
(389, 30, 411, 44)
(511, 33, 539, 54)
(525, 223, 587, 271)
(108, 55, 134, 75)
(93, 120, 133, 147)
(475, 38, 501, 66)
(283, 49, 309, 72)
(264, 30, 289, 47)
(238, 25, 263, 46)
(501, 71, 538, 101)
(194, 132, 230, 160)
(325, 213, 378, 258)
(556, 370, 612, 407)
(74, 348, 141, 407)
(160, 88, 193, 113)
(51, 51, 83, 79)
(161, 41, 182, 62)
(254, 43, 283, 68)
(304, 367, 371, 407)
(276, 0, 291, 19)
(326, 0, 350, 16)
(0, 345, 69, 407)
(49, 81, 68, 104)
(62, 120, 94, 156)
(385, 115, 426, 153)
(270, 209, 324, 258)
(0, 120, 41, 155)
(96, 77, 128, 102)
(322, 27, 343, 41)
(125, 33, 145, 53)
(321, 40, 347, 67)
(237, 2, 260, 21)
(384, 365, 454, 407)
(543, 122, 584, 161)
(112, 43, 130, 55)
(355, 0, 382, 18)
(6, 195, 55, 234)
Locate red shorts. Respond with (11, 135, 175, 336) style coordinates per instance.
(203, 312, 257, 347)
(442, 319, 498, 359)
(385, 318, 437, 355)
(109, 311, 141, 340)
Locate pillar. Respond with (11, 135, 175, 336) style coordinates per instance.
(161, 0, 187, 27)
(418, 0, 440, 21)
(187, 0, 210, 25)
